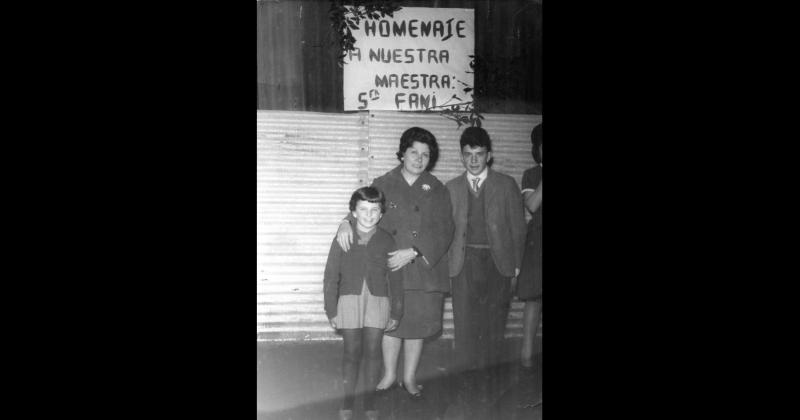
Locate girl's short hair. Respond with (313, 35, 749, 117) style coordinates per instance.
(395, 127, 439, 172)
(349, 186, 386, 213)
(531, 123, 542, 164)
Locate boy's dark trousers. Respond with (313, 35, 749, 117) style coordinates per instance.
(451, 247, 512, 405)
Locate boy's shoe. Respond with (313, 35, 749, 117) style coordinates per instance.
(338, 409, 354, 420)
(364, 409, 379, 420)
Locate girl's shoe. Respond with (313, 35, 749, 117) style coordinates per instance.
(364, 409, 379, 420)
(338, 409, 354, 420)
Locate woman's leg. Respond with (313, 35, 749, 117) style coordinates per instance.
(520, 299, 542, 367)
(340, 329, 364, 409)
(376, 335, 402, 390)
(361, 327, 384, 410)
(402, 338, 424, 394)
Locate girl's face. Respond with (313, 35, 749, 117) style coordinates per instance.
(352, 200, 382, 232)
(402, 141, 431, 176)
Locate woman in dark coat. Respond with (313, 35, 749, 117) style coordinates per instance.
(517, 123, 543, 368)
(337, 127, 454, 398)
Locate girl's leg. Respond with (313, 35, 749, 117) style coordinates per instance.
(402, 338, 424, 394)
(340, 329, 364, 410)
(361, 327, 384, 410)
(520, 299, 542, 367)
(376, 335, 402, 390)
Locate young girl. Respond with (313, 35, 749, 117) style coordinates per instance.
(323, 187, 404, 420)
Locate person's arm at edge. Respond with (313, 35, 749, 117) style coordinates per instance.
(524, 178, 542, 215)
(508, 177, 528, 276)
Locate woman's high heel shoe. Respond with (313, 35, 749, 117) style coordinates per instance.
(375, 382, 397, 398)
(398, 381, 424, 401)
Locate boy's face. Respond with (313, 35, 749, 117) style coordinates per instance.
(460, 145, 491, 176)
(352, 200, 382, 231)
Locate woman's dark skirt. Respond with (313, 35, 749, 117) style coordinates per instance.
(517, 221, 542, 301)
(385, 290, 443, 339)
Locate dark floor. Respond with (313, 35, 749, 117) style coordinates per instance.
(258, 337, 541, 420)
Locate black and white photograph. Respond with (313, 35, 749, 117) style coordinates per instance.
(258, 1, 542, 418)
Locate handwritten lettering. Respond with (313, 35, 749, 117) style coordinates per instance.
(364, 18, 467, 40)
(394, 93, 438, 110)
(367, 48, 449, 64)
(375, 74, 451, 90)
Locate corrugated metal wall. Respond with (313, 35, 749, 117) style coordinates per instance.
(257, 110, 369, 340)
(258, 110, 541, 341)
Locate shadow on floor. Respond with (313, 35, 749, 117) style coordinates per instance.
(258, 337, 541, 420)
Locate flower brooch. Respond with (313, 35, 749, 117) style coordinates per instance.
(422, 184, 431, 191)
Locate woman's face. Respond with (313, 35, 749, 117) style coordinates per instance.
(402, 141, 431, 176)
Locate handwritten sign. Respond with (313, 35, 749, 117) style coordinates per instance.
(343, 7, 474, 111)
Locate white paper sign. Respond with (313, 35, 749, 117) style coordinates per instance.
(343, 7, 475, 111)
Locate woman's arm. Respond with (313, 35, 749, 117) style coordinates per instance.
(336, 216, 354, 252)
(415, 185, 455, 269)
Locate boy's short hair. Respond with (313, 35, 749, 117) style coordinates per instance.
(349, 186, 386, 213)
(460, 126, 492, 151)
(531, 123, 542, 164)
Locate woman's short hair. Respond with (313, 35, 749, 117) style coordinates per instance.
(395, 127, 439, 172)
(531, 123, 542, 164)
(349, 186, 386, 213)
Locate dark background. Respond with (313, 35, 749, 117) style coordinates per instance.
(13, 1, 761, 419)
(258, 0, 542, 114)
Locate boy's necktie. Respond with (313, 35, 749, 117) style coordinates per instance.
(472, 177, 480, 192)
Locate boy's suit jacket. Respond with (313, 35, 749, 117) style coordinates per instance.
(446, 168, 527, 278)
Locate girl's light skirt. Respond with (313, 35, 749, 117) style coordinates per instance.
(333, 280, 390, 329)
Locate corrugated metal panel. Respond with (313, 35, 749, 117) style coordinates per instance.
(258, 110, 369, 340)
(258, 110, 542, 341)
(368, 111, 542, 339)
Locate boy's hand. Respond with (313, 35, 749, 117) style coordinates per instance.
(336, 220, 353, 252)
(385, 318, 399, 332)
(329, 319, 337, 330)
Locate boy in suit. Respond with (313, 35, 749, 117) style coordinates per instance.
(446, 127, 527, 406)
